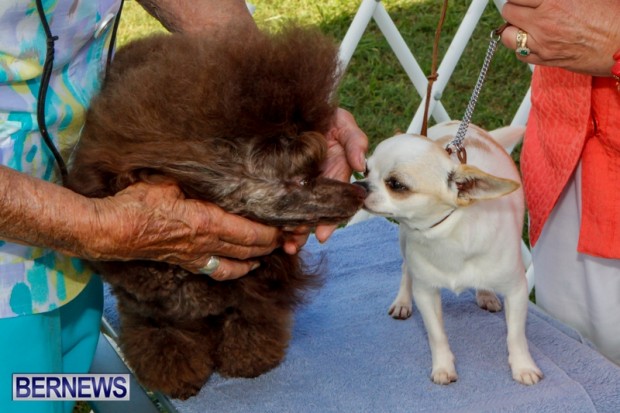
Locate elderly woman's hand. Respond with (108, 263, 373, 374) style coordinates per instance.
(500, 0, 620, 77)
(85, 181, 288, 281)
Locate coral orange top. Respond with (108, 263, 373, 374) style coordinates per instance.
(522, 66, 620, 258)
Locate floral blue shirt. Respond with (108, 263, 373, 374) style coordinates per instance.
(0, 0, 122, 317)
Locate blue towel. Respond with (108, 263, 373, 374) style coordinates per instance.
(104, 218, 620, 412)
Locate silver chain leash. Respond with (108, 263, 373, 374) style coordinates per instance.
(446, 29, 502, 163)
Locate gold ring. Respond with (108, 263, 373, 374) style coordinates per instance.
(515, 30, 530, 57)
(199, 256, 221, 275)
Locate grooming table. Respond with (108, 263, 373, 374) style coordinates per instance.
(97, 218, 620, 413)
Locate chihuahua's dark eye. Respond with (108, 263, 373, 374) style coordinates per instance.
(385, 177, 408, 192)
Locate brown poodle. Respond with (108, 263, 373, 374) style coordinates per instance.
(66, 25, 365, 399)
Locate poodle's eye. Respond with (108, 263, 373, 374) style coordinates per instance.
(290, 175, 312, 187)
(385, 177, 409, 192)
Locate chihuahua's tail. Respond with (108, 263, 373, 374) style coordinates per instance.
(489, 126, 525, 154)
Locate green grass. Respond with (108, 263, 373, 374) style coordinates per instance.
(117, 0, 532, 151)
(256, 0, 530, 146)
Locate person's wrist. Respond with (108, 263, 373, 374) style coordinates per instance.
(46, 196, 107, 260)
(79, 197, 123, 261)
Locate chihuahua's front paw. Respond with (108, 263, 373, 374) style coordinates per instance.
(512, 364, 543, 385)
(510, 352, 543, 385)
(431, 366, 458, 385)
(388, 299, 412, 319)
(476, 289, 502, 312)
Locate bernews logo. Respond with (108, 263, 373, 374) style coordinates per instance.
(12, 374, 130, 401)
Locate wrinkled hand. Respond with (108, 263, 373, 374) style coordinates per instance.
(500, 0, 620, 76)
(86, 181, 304, 281)
(315, 108, 368, 242)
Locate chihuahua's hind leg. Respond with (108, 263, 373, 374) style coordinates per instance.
(476, 289, 502, 312)
(389, 262, 413, 319)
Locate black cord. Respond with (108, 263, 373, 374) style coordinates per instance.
(35, 0, 68, 185)
(107, 0, 125, 77)
(34, 0, 125, 186)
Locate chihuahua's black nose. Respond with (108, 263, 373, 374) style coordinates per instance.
(353, 180, 370, 193)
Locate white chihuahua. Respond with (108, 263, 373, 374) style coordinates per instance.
(356, 121, 542, 385)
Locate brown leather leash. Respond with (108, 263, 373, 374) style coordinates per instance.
(420, 0, 449, 138)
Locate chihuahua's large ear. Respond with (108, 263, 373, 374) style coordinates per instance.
(449, 164, 520, 206)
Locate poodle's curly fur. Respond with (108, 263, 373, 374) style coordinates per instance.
(67, 26, 365, 399)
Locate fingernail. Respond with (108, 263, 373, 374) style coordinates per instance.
(251, 262, 261, 271)
(358, 153, 366, 171)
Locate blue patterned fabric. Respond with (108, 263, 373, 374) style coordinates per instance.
(0, 0, 121, 317)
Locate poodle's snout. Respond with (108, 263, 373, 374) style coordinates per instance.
(353, 180, 370, 195)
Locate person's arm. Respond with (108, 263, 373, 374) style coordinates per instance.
(0, 165, 283, 280)
(0, 166, 96, 257)
(500, 0, 620, 76)
(136, 0, 257, 34)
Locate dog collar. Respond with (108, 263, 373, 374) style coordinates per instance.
(429, 209, 455, 229)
